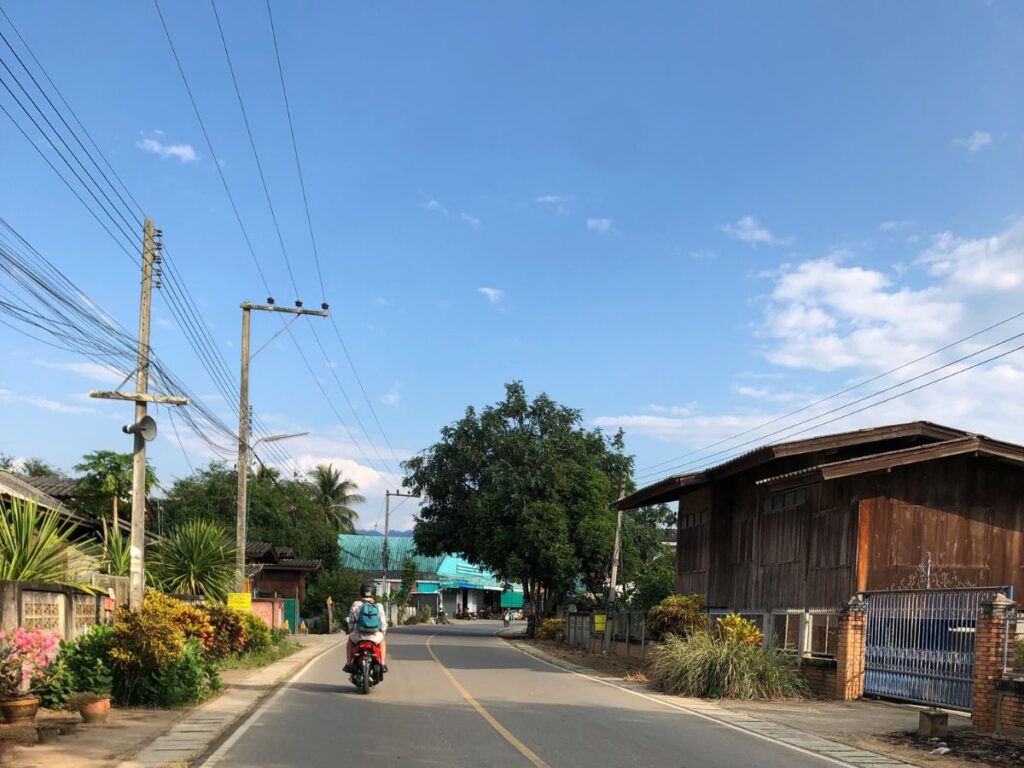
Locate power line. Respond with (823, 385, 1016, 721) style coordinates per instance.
(262, 0, 404, 473)
(265, 0, 325, 302)
(209, 0, 299, 298)
(637, 309, 1024, 478)
(0, 12, 299, 470)
(152, 0, 273, 296)
(635, 321, 1024, 482)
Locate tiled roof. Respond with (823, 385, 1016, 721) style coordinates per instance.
(246, 542, 275, 560)
(21, 475, 81, 499)
(277, 558, 322, 571)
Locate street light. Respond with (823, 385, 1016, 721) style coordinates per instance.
(236, 431, 310, 592)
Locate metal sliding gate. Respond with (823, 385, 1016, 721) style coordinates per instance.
(863, 587, 1010, 711)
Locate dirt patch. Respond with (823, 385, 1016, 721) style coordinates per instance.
(877, 728, 1024, 768)
(511, 638, 646, 679)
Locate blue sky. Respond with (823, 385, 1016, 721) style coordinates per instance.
(2, 1, 1024, 529)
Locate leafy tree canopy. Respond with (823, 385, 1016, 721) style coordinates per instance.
(159, 461, 354, 571)
(406, 382, 632, 613)
(73, 450, 156, 526)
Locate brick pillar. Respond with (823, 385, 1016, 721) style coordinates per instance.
(835, 595, 867, 700)
(973, 594, 1014, 732)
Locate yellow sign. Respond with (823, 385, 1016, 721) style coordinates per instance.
(593, 614, 607, 632)
(227, 592, 252, 612)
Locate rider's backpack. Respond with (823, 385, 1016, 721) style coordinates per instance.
(357, 601, 382, 632)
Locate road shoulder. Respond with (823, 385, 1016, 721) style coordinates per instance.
(506, 638, 930, 768)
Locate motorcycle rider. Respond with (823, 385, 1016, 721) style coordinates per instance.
(344, 581, 388, 674)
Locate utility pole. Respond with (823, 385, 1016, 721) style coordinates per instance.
(236, 300, 328, 592)
(603, 485, 627, 653)
(383, 489, 418, 622)
(90, 220, 188, 610)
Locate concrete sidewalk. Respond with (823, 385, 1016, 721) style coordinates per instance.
(117, 634, 345, 768)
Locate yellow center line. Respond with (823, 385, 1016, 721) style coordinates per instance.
(426, 634, 551, 768)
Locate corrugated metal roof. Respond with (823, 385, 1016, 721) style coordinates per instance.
(619, 421, 973, 510)
(338, 534, 444, 576)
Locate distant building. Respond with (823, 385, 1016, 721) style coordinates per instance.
(338, 534, 523, 617)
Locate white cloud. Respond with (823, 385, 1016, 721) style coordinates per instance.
(381, 383, 402, 406)
(586, 217, 614, 235)
(919, 219, 1024, 294)
(648, 403, 697, 416)
(953, 130, 992, 152)
(423, 197, 480, 228)
(478, 287, 504, 305)
(880, 220, 909, 232)
(722, 216, 792, 246)
(536, 194, 572, 205)
(33, 359, 125, 384)
(689, 250, 717, 260)
(0, 388, 94, 414)
(136, 136, 197, 162)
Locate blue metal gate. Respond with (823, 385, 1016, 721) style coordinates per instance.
(864, 587, 1010, 710)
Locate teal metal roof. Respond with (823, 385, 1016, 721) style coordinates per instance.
(338, 534, 444, 577)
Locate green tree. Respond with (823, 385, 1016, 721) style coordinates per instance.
(406, 382, 632, 617)
(307, 464, 364, 533)
(0, 499, 94, 587)
(395, 556, 417, 607)
(160, 461, 341, 571)
(21, 458, 60, 477)
(74, 450, 157, 529)
(302, 568, 361, 617)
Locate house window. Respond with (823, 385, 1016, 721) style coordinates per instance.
(772, 613, 801, 652)
(680, 507, 708, 529)
(808, 613, 838, 658)
(763, 487, 807, 514)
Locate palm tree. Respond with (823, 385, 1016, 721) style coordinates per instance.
(307, 464, 364, 533)
(0, 499, 95, 587)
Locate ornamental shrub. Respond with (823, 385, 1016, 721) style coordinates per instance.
(205, 605, 248, 660)
(33, 624, 114, 708)
(715, 613, 763, 648)
(242, 614, 272, 653)
(109, 602, 184, 704)
(645, 594, 708, 641)
(0, 627, 61, 697)
(143, 591, 216, 656)
(645, 631, 806, 699)
(536, 618, 566, 641)
(134, 639, 220, 707)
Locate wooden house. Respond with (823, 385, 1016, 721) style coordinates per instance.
(619, 422, 1024, 615)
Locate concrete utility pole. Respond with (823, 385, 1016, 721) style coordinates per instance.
(90, 220, 188, 610)
(383, 489, 418, 621)
(603, 485, 627, 653)
(236, 301, 328, 592)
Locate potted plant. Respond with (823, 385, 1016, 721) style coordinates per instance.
(67, 692, 111, 724)
(0, 628, 59, 725)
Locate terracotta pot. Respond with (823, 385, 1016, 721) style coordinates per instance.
(78, 697, 111, 724)
(0, 695, 39, 725)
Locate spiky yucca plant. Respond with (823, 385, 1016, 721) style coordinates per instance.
(0, 498, 94, 586)
(148, 520, 237, 601)
(102, 520, 131, 577)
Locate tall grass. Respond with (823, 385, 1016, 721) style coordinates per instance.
(646, 632, 806, 699)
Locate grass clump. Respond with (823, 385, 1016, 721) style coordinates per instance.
(646, 631, 806, 700)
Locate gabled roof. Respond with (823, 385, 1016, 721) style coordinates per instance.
(21, 475, 81, 499)
(0, 469, 158, 543)
(338, 534, 444, 578)
(757, 435, 1024, 489)
(619, 421, 972, 510)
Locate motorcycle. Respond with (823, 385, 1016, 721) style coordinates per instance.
(349, 639, 383, 694)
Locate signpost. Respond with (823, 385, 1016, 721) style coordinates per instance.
(227, 592, 252, 613)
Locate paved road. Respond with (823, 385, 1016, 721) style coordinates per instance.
(201, 622, 870, 768)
